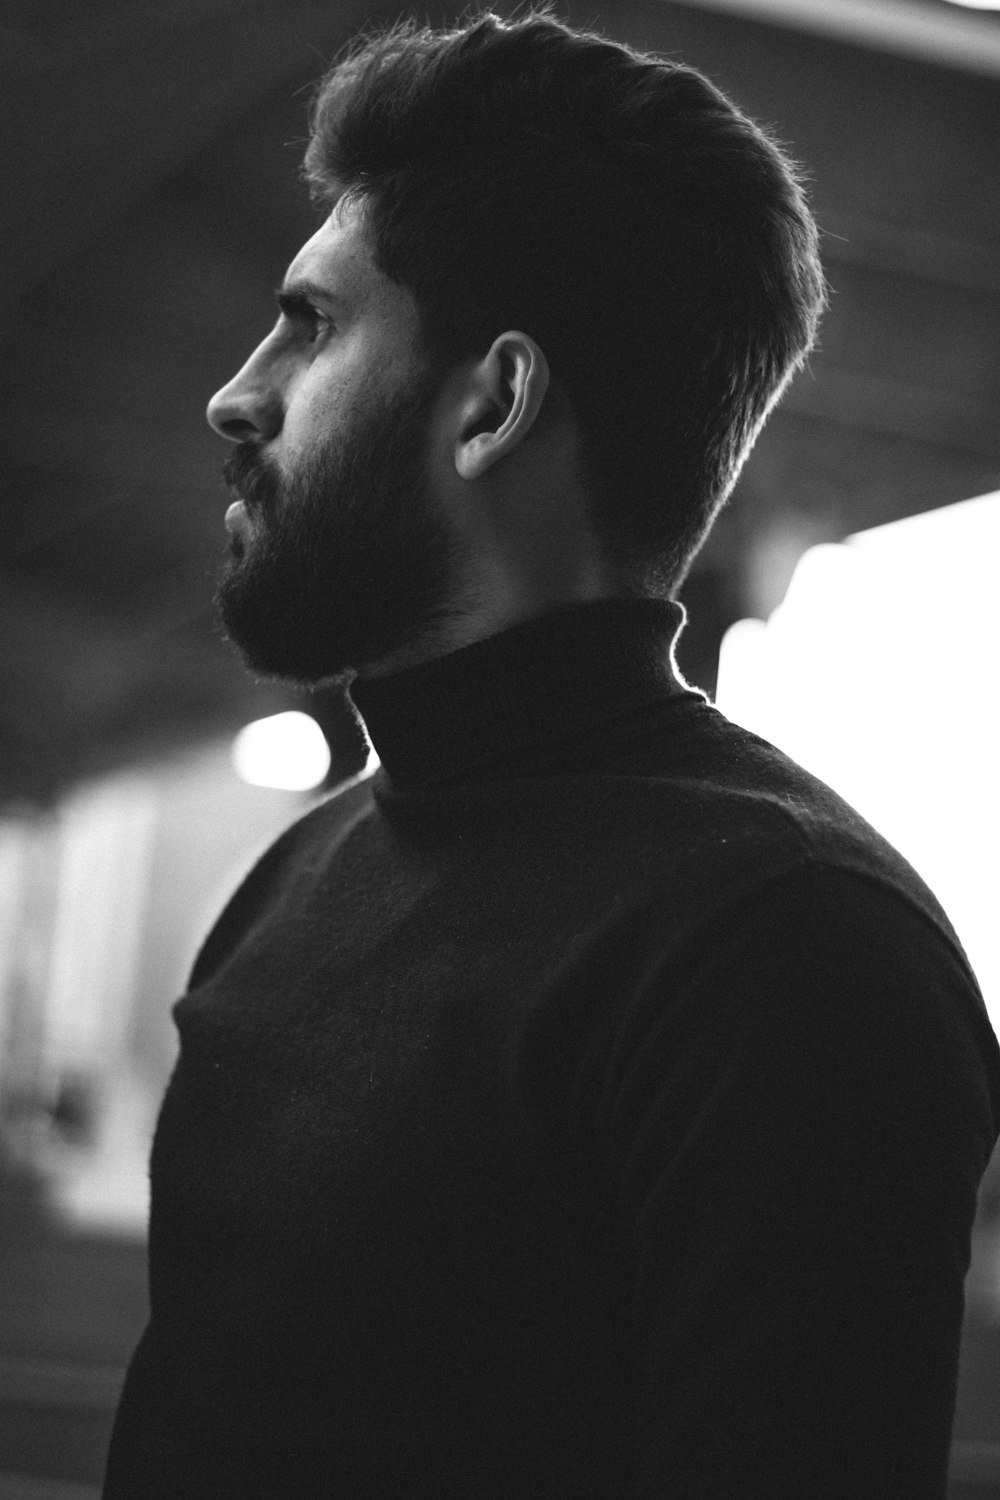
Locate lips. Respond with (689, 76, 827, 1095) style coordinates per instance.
(223, 446, 278, 531)
(225, 498, 249, 531)
(224, 500, 255, 555)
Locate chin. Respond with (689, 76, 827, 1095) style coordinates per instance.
(228, 633, 355, 689)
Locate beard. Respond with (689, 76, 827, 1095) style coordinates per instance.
(214, 368, 465, 686)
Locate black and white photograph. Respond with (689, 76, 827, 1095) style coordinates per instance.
(1, 2, 999, 1495)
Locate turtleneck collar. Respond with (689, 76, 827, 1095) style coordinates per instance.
(348, 596, 698, 790)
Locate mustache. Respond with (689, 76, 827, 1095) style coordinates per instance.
(223, 444, 281, 518)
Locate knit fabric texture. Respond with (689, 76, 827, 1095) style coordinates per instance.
(103, 597, 1000, 1499)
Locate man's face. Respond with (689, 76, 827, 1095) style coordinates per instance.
(205, 203, 464, 684)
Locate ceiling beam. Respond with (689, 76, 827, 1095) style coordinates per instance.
(660, 0, 1000, 77)
(0, 0, 379, 335)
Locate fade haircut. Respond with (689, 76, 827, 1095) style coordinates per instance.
(302, 3, 827, 595)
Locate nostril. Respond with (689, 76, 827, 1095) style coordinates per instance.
(219, 419, 260, 443)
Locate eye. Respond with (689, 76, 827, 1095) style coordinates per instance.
(301, 308, 332, 344)
(290, 305, 332, 345)
(275, 292, 334, 345)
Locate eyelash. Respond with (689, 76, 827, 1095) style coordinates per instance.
(280, 303, 332, 344)
(299, 308, 332, 344)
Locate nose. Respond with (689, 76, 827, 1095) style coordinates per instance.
(206, 342, 283, 444)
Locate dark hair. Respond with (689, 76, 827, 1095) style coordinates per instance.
(302, 3, 827, 594)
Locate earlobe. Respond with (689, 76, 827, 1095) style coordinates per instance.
(454, 428, 500, 481)
(453, 332, 550, 481)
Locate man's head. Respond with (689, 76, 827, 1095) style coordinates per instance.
(207, 205, 468, 683)
(207, 3, 826, 685)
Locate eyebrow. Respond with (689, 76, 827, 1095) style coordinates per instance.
(273, 279, 349, 319)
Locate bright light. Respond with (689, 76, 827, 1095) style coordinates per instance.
(716, 490, 1000, 1031)
(940, 0, 1000, 10)
(231, 711, 331, 791)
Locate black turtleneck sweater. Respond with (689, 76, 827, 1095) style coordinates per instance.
(103, 598, 1000, 1499)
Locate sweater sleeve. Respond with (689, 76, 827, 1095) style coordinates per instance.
(597, 863, 1000, 1500)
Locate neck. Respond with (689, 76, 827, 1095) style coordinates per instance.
(349, 595, 698, 790)
(357, 592, 627, 682)
(356, 562, 624, 682)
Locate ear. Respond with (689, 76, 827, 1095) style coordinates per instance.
(453, 332, 551, 481)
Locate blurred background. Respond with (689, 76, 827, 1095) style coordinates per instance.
(1, 0, 998, 1494)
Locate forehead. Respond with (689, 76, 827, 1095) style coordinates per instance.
(284, 204, 418, 333)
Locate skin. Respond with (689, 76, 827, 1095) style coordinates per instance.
(205, 197, 614, 682)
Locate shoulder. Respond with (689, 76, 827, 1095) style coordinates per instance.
(500, 697, 963, 957)
(514, 701, 1000, 1118)
(632, 700, 964, 942)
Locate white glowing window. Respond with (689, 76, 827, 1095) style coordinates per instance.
(716, 489, 1000, 1031)
(231, 711, 331, 792)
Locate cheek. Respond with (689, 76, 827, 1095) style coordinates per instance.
(280, 373, 349, 466)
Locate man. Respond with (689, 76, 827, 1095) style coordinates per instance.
(103, 7, 999, 1497)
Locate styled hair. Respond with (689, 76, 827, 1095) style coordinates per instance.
(302, 3, 827, 594)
